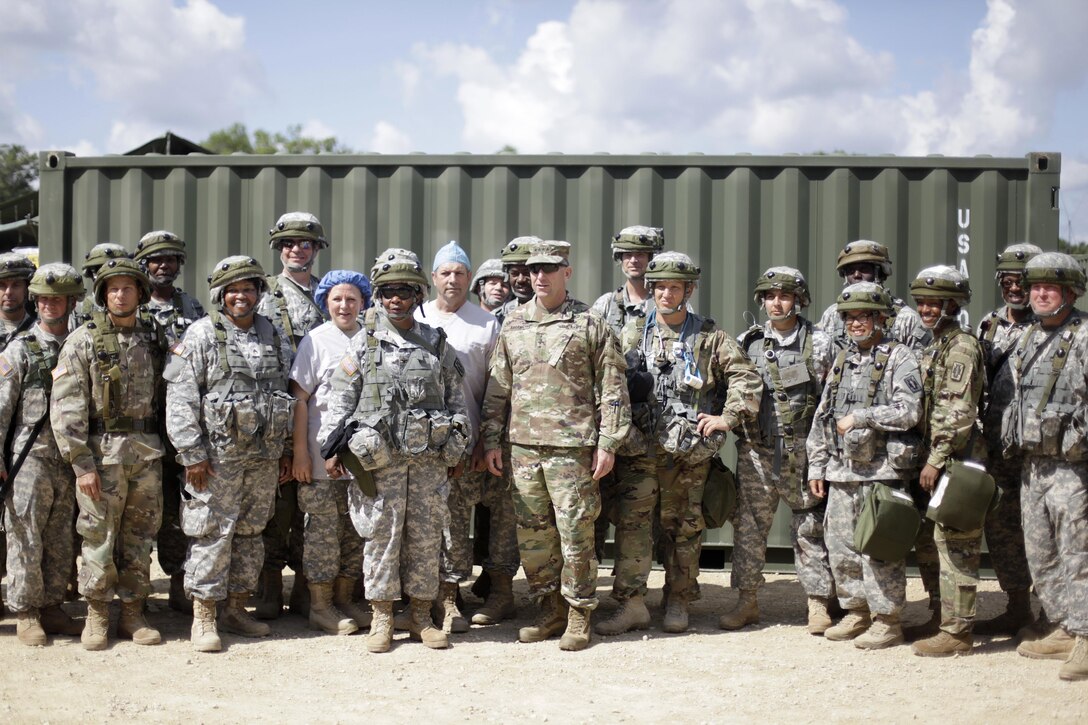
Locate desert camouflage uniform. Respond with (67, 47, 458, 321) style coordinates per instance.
(734, 318, 835, 597)
(976, 307, 1034, 593)
(50, 314, 165, 603)
(919, 323, 986, 634)
(0, 329, 75, 612)
(320, 309, 469, 602)
(164, 313, 293, 601)
(807, 342, 923, 615)
(1002, 311, 1088, 637)
(0, 312, 35, 602)
(482, 296, 631, 609)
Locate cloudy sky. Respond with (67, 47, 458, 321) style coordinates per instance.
(3, 0, 1088, 238)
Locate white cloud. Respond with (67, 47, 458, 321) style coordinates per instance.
(0, 82, 44, 145)
(299, 119, 337, 141)
(369, 121, 413, 154)
(107, 120, 162, 153)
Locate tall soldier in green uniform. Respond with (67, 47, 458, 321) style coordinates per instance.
(483, 240, 631, 651)
(51, 258, 166, 651)
(629, 252, 762, 634)
(973, 243, 1040, 637)
(906, 267, 987, 657)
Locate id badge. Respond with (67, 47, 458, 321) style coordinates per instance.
(777, 363, 811, 388)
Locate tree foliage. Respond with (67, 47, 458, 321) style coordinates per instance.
(202, 123, 353, 154)
(0, 144, 38, 201)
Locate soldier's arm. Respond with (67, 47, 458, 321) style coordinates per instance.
(805, 384, 833, 480)
(713, 331, 763, 430)
(480, 330, 513, 452)
(0, 344, 28, 477)
(926, 336, 984, 468)
(853, 346, 923, 432)
(811, 329, 836, 382)
(590, 319, 631, 454)
(442, 344, 473, 449)
(49, 333, 96, 476)
(163, 328, 210, 466)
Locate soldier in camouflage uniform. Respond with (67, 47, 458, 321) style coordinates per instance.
(807, 283, 924, 650)
(165, 256, 294, 652)
(70, 243, 129, 331)
(51, 258, 166, 651)
(1002, 252, 1088, 680)
(471, 258, 510, 314)
(493, 236, 541, 324)
(256, 212, 330, 619)
(133, 230, 206, 614)
(482, 240, 631, 651)
(619, 252, 760, 634)
(906, 267, 987, 657)
(0, 264, 86, 645)
(973, 243, 1040, 637)
(320, 249, 470, 653)
(591, 226, 662, 337)
(723, 267, 835, 635)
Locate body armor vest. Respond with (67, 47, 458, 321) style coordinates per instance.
(265, 275, 325, 352)
(140, 288, 198, 344)
(88, 311, 166, 433)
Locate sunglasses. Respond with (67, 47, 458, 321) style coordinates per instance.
(378, 286, 417, 300)
(280, 240, 314, 251)
(528, 263, 560, 276)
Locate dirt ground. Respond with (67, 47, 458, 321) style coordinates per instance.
(1, 564, 1086, 724)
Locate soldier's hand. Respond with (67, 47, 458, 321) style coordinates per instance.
(293, 452, 313, 484)
(449, 461, 466, 478)
(77, 471, 102, 501)
(485, 449, 503, 477)
(591, 448, 615, 481)
(835, 414, 856, 436)
(278, 456, 293, 484)
(471, 440, 488, 473)
(919, 463, 942, 493)
(696, 412, 731, 437)
(185, 461, 213, 492)
(325, 454, 346, 479)
(809, 479, 826, 498)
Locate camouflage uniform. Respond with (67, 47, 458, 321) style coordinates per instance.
(51, 313, 166, 603)
(818, 296, 930, 357)
(164, 312, 293, 601)
(481, 295, 631, 609)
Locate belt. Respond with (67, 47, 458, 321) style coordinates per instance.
(89, 416, 159, 435)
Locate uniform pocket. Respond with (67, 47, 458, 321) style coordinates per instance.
(842, 427, 876, 462)
(180, 494, 217, 538)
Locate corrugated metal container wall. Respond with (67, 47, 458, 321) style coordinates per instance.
(36, 150, 1061, 563)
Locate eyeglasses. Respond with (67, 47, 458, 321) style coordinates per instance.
(999, 275, 1023, 290)
(842, 311, 876, 324)
(378, 286, 417, 301)
(528, 263, 560, 276)
(280, 240, 314, 251)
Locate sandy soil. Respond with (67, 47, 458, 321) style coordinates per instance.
(1, 565, 1086, 724)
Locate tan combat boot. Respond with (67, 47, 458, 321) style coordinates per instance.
(903, 599, 941, 642)
(854, 613, 904, 650)
(912, 629, 973, 657)
(1019, 607, 1051, 642)
(117, 599, 162, 645)
(221, 592, 272, 638)
(81, 599, 110, 651)
(308, 581, 358, 636)
(393, 602, 414, 631)
(719, 589, 759, 631)
(518, 592, 568, 643)
(594, 595, 651, 636)
(1017, 626, 1075, 660)
(168, 572, 192, 615)
(824, 608, 871, 642)
(16, 608, 47, 646)
(191, 598, 222, 653)
(367, 600, 394, 653)
(559, 606, 592, 651)
(436, 581, 469, 633)
(334, 576, 372, 628)
(289, 571, 310, 617)
(1059, 636, 1088, 681)
(663, 597, 690, 634)
(39, 604, 83, 636)
(255, 568, 283, 620)
(973, 588, 1033, 636)
(409, 597, 449, 649)
(471, 573, 516, 626)
(807, 596, 833, 636)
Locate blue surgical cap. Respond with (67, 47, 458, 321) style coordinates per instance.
(315, 269, 372, 314)
(432, 240, 471, 272)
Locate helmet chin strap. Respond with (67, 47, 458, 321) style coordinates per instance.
(1032, 298, 1071, 319)
(285, 262, 312, 273)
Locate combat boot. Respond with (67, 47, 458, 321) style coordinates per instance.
(718, 589, 759, 631)
(1017, 626, 1075, 660)
(974, 588, 1033, 636)
(255, 568, 283, 620)
(393, 601, 414, 631)
(471, 570, 491, 600)
(221, 592, 271, 638)
(289, 571, 310, 617)
(559, 606, 591, 651)
(1019, 607, 1052, 642)
(169, 572, 192, 615)
(409, 597, 449, 649)
(39, 604, 83, 636)
(824, 608, 871, 641)
(436, 581, 469, 633)
(472, 573, 517, 626)
(308, 581, 358, 636)
(594, 595, 651, 636)
(912, 629, 973, 657)
(1059, 636, 1088, 681)
(663, 598, 689, 634)
(518, 592, 568, 643)
(81, 599, 110, 651)
(367, 600, 394, 653)
(334, 576, 372, 628)
(191, 598, 222, 653)
(854, 613, 904, 650)
(807, 596, 833, 636)
(16, 609, 47, 646)
(117, 599, 161, 645)
(902, 600, 941, 642)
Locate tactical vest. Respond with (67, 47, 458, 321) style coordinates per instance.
(0, 313, 35, 353)
(140, 288, 197, 343)
(824, 341, 907, 465)
(265, 275, 325, 352)
(88, 311, 166, 434)
(12, 335, 57, 433)
(602, 287, 648, 337)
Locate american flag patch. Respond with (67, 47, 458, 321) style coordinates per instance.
(171, 341, 187, 356)
(52, 363, 68, 380)
(0, 355, 11, 378)
(340, 356, 359, 376)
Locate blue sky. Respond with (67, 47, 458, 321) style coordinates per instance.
(3, 0, 1087, 237)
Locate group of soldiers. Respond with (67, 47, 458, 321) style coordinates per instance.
(0, 214, 1084, 681)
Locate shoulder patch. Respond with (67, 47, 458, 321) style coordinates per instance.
(453, 358, 465, 377)
(171, 341, 187, 356)
(340, 355, 359, 376)
(0, 355, 11, 378)
(51, 363, 68, 380)
(950, 361, 965, 382)
(905, 374, 921, 393)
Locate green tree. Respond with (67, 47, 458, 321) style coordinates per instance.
(202, 123, 353, 154)
(1058, 237, 1088, 255)
(0, 144, 38, 201)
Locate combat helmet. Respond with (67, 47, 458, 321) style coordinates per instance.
(134, 230, 186, 262)
(268, 212, 328, 250)
(471, 258, 506, 296)
(836, 240, 892, 280)
(1023, 252, 1087, 297)
(837, 281, 893, 315)
(207, 256, 268, 304)
(94, 258, 151, 306)
(29, 263, 85, 300)
(611, 225, 664, 260)
(370, 248, 429, 289)
(82, 243, 130, 279)
(994, 242, 1043, 278)
(753, 266, 811, 307)
(644, 251, 700, 282)
(501, 236, 541, 267)
(0, 252, 35, 281)
(910, 265, 971, 302)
